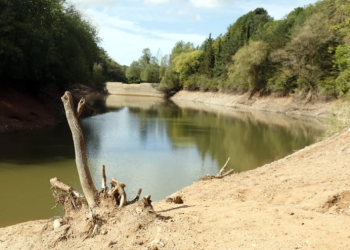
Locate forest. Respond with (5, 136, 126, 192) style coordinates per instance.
(1, 0, 349, 98)
(0, 0, 127, 90)
(126, 0, 350, 98)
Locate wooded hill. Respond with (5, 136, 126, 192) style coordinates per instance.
(126, 0, 350, 98)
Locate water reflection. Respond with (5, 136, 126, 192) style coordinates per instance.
(0, 95, 324, 227)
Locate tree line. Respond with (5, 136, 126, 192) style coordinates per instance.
(127, 0, 350, 98)
(0, 0, 127, 90)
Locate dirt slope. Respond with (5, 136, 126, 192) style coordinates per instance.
(0, 87, 93, 133)
(171, 90, 340, 119)
(106, 82, 162, 97)
(1, 126, 350, 249)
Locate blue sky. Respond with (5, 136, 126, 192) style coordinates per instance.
(70, 0, 318, 66)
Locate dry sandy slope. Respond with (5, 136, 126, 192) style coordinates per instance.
(172, 90, 340, 119)
(2, 127, 350, 249)
(106, 82, 162, 97)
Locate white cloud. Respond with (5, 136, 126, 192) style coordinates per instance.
(178, 9, 188, 15)
(189, 0, 234, 8)
(87, 9, 206, 65)
(144, 0, 169, 4)
(196, 14, 202, 21)
(68, 0, 115, 7)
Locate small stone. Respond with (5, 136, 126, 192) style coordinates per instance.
(53, 219, 61, 231)
(158, 241, 165, 247)
(101, 229, 108, 235)
(136, 208, 143, 215)
(166, 194, 183, 204)
(252, 244, 256, 247)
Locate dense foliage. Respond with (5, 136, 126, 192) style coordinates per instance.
(145, 0, 350, 98)
(0, 0, 126, 89)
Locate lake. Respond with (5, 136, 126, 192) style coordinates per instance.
(0, 95, 324, 227)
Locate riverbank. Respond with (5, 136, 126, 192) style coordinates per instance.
(0, 86, 94, 133)
(106, 82, 162, 97)
(171, 90, 343, 120)
(1, 124, 350, 249)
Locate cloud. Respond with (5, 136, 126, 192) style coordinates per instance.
(87, 9, 206, 65)
(189, 0, 235, 8)
(144, 0, 169, 4)
(196, 14, 202, 21)
(68, 0, 115, 7)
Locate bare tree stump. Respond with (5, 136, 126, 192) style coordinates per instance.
(61, 91, 97, 208)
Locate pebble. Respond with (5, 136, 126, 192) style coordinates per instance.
(53, 219, 61, 231)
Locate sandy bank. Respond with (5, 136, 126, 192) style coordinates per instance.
(172, 90, 342, 119)
(106, 82, 162, 97)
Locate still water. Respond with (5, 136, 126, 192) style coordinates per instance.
(0, 95, 324, 227)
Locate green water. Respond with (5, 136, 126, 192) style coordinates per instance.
(0, 95, 324, 227)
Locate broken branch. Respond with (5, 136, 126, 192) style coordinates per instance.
(217, 157, 230, 177)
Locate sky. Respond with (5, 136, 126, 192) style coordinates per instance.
(69, 0, 318, 66)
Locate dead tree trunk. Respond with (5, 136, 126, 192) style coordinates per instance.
(61, 91, 97, 208)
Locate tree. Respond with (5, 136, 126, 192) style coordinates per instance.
(216, 8, 272, 77)
(0, 0, 106, 88)
(142, 57, 160, 83)
(159, 55, 169, 81)
(139, 48, 151, 69)
(126, 61, 142, 83)
(271, 13, 333, 91)
(201, 34, 215, 77)
(227, 41, 269, 90)
(173, 50, 203, 84)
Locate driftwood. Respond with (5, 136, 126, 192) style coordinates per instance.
(61, 92, 97, 208)
(198, 157, 234, 181)
(134, 188, 142, 202)
(215, 157, 234, 178)
(143, 195, 152, 206)
(50, 177, 83, 198)
(216, 157, 230, 177)
(108, 178, 127, 207)
(101, 165, 108, 196)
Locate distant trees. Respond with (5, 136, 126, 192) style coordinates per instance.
(148, 0, 350, 98)
(0, 0, 125, 89)
(125, 48, 161, 83)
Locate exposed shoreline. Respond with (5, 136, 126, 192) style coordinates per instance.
(2, 88, 350, 249)
(171, 90, 341, 120)
(1, 122, 350, 249)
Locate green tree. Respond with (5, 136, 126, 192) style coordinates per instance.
(201, 34, 215, 77)
(126, 61, 142, 83)
(227, 41, 269, 90)
(142, 57, 160, 83)
(173, 50, 203, 84)
(159, 55, 169, 81)
(271, 13, 333, 92)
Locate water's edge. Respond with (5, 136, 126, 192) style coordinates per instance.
(171, 90, 341, 120)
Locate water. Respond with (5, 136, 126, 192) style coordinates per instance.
(0, 95, 324, 227)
